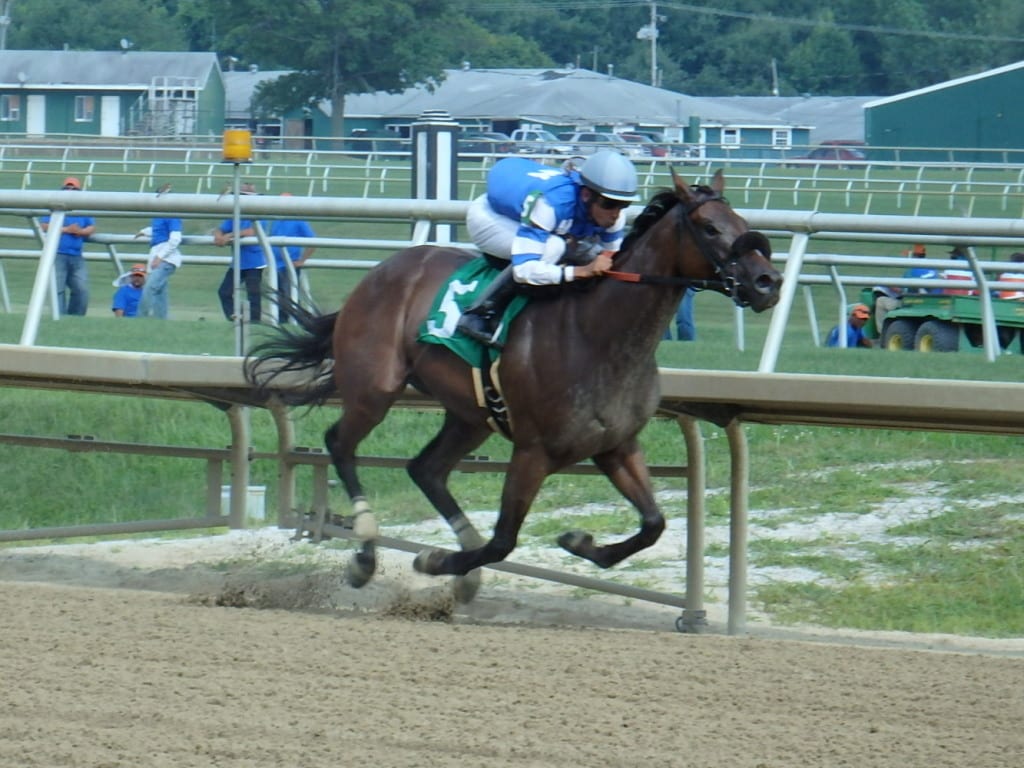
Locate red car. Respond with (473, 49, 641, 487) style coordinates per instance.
(789, 143, 867, 168)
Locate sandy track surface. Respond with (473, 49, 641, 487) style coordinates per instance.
(2, 531, 1023, 768)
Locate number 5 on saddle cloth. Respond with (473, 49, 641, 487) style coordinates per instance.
(419, 259, 532, 436)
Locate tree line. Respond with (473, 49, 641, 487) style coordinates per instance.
(7, 0, 1024, 133)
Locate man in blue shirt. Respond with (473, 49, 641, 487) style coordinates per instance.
(138, 207, 184, 320)
(457, 150, 638, 345)
(111, 264, 146, 317)
(270, 193, 316, 323)
(213, 183, 266, 322)
(826, 303, 874, 348)
(40, 177, 96, 315)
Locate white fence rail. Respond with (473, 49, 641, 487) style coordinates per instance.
(4, 188, 1024, 367)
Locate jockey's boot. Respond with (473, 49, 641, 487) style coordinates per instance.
(456, 266, 517, 347)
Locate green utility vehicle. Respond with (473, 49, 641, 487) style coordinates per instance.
(863, 288, 1024, 352)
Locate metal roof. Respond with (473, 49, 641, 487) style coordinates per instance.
(0, 50, 220, 89)
(708, 96, 873, 143)
(223, 69, 291, 118)
(340, 67, 779, 127)
(864, 60, 1024, 109)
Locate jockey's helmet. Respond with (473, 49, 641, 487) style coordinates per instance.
(579, 150, 638, 202)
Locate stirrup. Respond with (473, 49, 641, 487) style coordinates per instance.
(457, 313, 503, 348)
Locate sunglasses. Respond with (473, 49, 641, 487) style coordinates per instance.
(595, 196, 631, 211)
(62, 185, 80, 190)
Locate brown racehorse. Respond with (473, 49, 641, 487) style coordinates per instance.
(245, 168, 782, 603)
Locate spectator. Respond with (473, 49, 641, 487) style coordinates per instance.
(826, 303, 873, 348)
(662, 287, 696, 341)
(214, 183, 266, 322)
(872, 243, 941, 331)
(39, 177, 96, 315)
(137, 206, 184, 319)
(111, 263, 146, 317)
(270, 193, 316, 323)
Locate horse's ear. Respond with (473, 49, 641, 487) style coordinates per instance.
(670, 165, 695, 199)
(711, 168, 726, 195)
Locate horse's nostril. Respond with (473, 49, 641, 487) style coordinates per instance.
(755, 273, 779, 293)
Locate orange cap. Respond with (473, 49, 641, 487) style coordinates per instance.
(130, 263, 147, 276)
(62, 177, 82, 190)
(850, 303, 870, 319)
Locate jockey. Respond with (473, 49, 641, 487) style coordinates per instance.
(457, 149, 639, 345)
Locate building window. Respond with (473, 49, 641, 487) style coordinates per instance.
(0, 94, 20, 121)
(721, 128, 740, 147)
(74, 95, 95, 122)
(772, 129, 792, 149)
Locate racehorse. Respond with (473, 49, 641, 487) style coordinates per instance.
(245, 168, 782, 603)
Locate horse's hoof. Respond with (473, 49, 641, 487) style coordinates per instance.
(558, 530, 594, 558)
(346, 549, 376, 589)
(452, 569, 482, 604)
(413, 548, 447, 576)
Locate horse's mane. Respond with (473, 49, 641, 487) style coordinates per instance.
(620, 184, 721, 252)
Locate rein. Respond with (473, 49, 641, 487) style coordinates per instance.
(604, 270, 723, 289)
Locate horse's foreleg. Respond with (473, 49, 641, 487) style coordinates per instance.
(559, 442, 665, 568)
(406, 414, 492, 602)
(415, 448, 548, 579)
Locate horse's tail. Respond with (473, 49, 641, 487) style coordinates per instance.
(244, 299, 339, 407)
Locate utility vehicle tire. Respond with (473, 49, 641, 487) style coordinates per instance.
(915, 320, 960, 352)
(882, 319, 919, 351)
(964, 324, 1016, 349)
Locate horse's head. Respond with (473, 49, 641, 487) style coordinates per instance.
(672, 168, 782, 312)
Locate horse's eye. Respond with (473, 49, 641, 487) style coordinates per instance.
(703, 222, 720, 237)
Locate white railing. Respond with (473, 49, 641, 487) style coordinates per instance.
(3, 188, 1024, 366)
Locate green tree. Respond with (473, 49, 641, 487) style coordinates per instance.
(7, 0, 186, 51)
(179, 0, 497, 144)
(784, 23, 862, 95)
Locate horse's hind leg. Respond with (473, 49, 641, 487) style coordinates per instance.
(324, 403, 392, 588)
(405, 413, 492, 603)
(558, 439, 666, 568)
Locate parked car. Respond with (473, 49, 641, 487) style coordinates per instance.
(618, 132, 668, 158)
(510, 128, 574, 155)
(788, 142, 867, 168)
(560, 131, 632, 156)
(458, 131, 516, 157)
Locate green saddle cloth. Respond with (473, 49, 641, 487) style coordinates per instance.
(419, 259, 528, 366)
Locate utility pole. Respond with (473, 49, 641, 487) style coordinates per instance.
(636, 2, 661, 87)
(650, 2, 658, 87)
(0, 0, 13, 52)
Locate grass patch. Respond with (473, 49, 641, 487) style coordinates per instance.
(748, 537, 867, 581)
(754, 512, 1024, 637)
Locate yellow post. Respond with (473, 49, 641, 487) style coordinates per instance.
(221, 130, 253, 356)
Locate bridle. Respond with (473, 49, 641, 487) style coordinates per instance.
(606, 190, 771, 304)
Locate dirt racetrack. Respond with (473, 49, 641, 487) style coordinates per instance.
(1, 533, 1023, 768)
